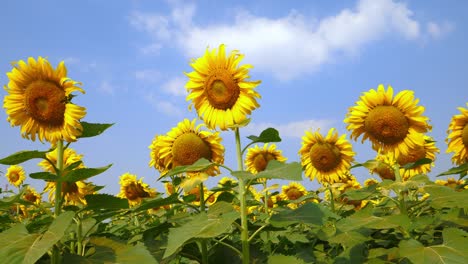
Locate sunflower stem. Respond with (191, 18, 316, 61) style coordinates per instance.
(199, 182, 208, 264)
(52, 140, 64, 264)
(262, 181, 272, 253)
(393, 164, 408, 215)
(235, 127, 250, 264)
(76, 215, 83, 256)
(328, 186, 336, 213)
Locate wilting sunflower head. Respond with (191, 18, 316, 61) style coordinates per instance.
(164, 182, 176, 196)
(185, 44, 261, 130)
(117, 173, 156, 206)
(218, 177, 238, 187)
(371, 154, 396, 181)
(245, 144, 287, 175)
(397, 136, 439, 181)
(299, 128, 355, 185)
(344, 84, 431, 157)
(446, 103, 468, 165)
(23, 186, 42, 205)
(364, 178, 379, 187)
(3, 57, 86, 143)
(44, 180, 96, 206)
(149, 119, 225, 176)
(5, 165, 26, 187)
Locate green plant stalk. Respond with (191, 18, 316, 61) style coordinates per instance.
(262, 181, 272, 253)
(235, 127, 249, 264)
(328, 186, 336, 213)
(76, 216, 83, 256)
(52, 140, 64, 264)
(393, 164, 408, 215)
(199, 182, 208, 264)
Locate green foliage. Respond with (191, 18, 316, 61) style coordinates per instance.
(232, 160, 303, 182)
(78, 122, 114, 138)
(62, 164, 112, 182)
(0, 150, 50, 165)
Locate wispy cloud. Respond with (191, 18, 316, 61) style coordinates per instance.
(98, 81, 115, 95)
(244, 119, 335, 139)
(129, 0, 453, 80)
(135, 69, 161, 83)
(426, 21, 454, 39)
(161, 76, 187, 97)
(144, 92, 183, 117)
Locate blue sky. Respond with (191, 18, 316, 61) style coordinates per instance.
(1, 0, 467, 196)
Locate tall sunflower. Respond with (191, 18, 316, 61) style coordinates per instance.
(446, 103, 468, 165)
(40, 148, 96, 206)
(149, 118, 224, 176)
(344, 84, 430, 157)
(245, 144, 287, 175)
(299, 128, 355, 185)
(3, 57, 86, 143)
(117, 173, 157, 206)
(185, 44, 261, 130)
(5, 165, 26, 187)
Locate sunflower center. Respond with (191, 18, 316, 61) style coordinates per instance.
(286, 188, 303, 200)
(397, 146, 426, 166)
(309, 143, 342, 172)
(462, 124, 468, 148)
(125, 182, 149, 201)
(205, 71, 240, 110)
(24, 192, 38, 203)
(172, 132, 213, 167)
(9, 172, 20, 182)
(61, 182, 79, 195)
(365, 106, 409, 145)
(24, 80, 66, 126)
(253, 153, 276, 172)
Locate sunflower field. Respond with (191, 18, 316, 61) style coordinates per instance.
(0, 45, 467, 264)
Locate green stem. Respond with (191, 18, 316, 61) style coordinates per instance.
(262, 181, 271, 253)
(235, 127, 250, 264)
(393, 164, 408, 215)
(52, 140, 64, 264)
(199, 183, 208, 264)
(76, 216, 83, 256)
(328, 186, 336, 213)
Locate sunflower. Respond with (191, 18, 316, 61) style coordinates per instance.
(435, 177, 466, 191)
(117, 173, 157, 206)
(149, 118, 224, 176)
(185, 185, 212, 206)
(245, 143, 287, 175)
(23, 186, 42, 205)
(185, 44, 261, 130)
(280, 182, 308, 209)
(5, 165, 26, 187)
(218, 177, 238, 187)
(371, 153, 396, 181)
(326, 174, 363, 208)
(40, 148, 96, 206)
(397, 136, 439, 180)
(344, 84, 430, 157)
(3, 57, 86, 143)
(299, 128, 355, 185)
(164, 182, 176, 196)
(446, 103, 468, 165)
(364, 178, 379, 187)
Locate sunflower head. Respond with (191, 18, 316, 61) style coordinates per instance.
(299, 128, 355, 185)
(280, 182, 307, 209)
(435, 177, 466, 191)
(5, 165, 26, 187)
(185, 44, 261, 130)
(149, 119, 225, 176)
(3, 57, 86, 143)
(446, 103, 468, 165)
(44, 180, 96, 206)
(371, 154, 396, 181)
(39, 147, 84, 174)
(23, 186, 42, 205)
(117, 173, 156, 206)
(397, 136, 439, 180)
(245, 144, 287, 176)
(364, 178, 379, 187)
(344, 84, 431, 157)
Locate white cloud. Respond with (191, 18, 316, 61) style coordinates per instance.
(135, 69, 161, 83)
(427, 21, 454, 39)
(98, 81, 115, 95)
(129, 0, 452, 80)
(144, 92, 183, 117)
(140, 43, 163, 55)
(244, 119, 334, 138)
(161, 77, 187, 96)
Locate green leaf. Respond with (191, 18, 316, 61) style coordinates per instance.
(232, 161, 302, 182)
(341, 184, 377, 201)
(23, 211, 75, 264)
(62, 164, 112, 182)
(78, 122, 114, 138)
(84, 194, 129, 211)
(350, 159, 380, 170)
(399, 228, 468, 264)
(89, 237, 157, 263)
(424, 185, 468, 209)
(328, 231, 369, 247)
(247, 127, 281, 143)
(163, 158, 213, 178)
(29, 171, 58, 181)
(270, 202, 338, 227)
(0, 150, 49, 165)
(0, 188, 27, 209)
(163, 202, 239, 258)
(133, 194, 180, 212)
(438, 163, 468, 177)
(268, 254, 305, 264)
(402, 158, 433, 170)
